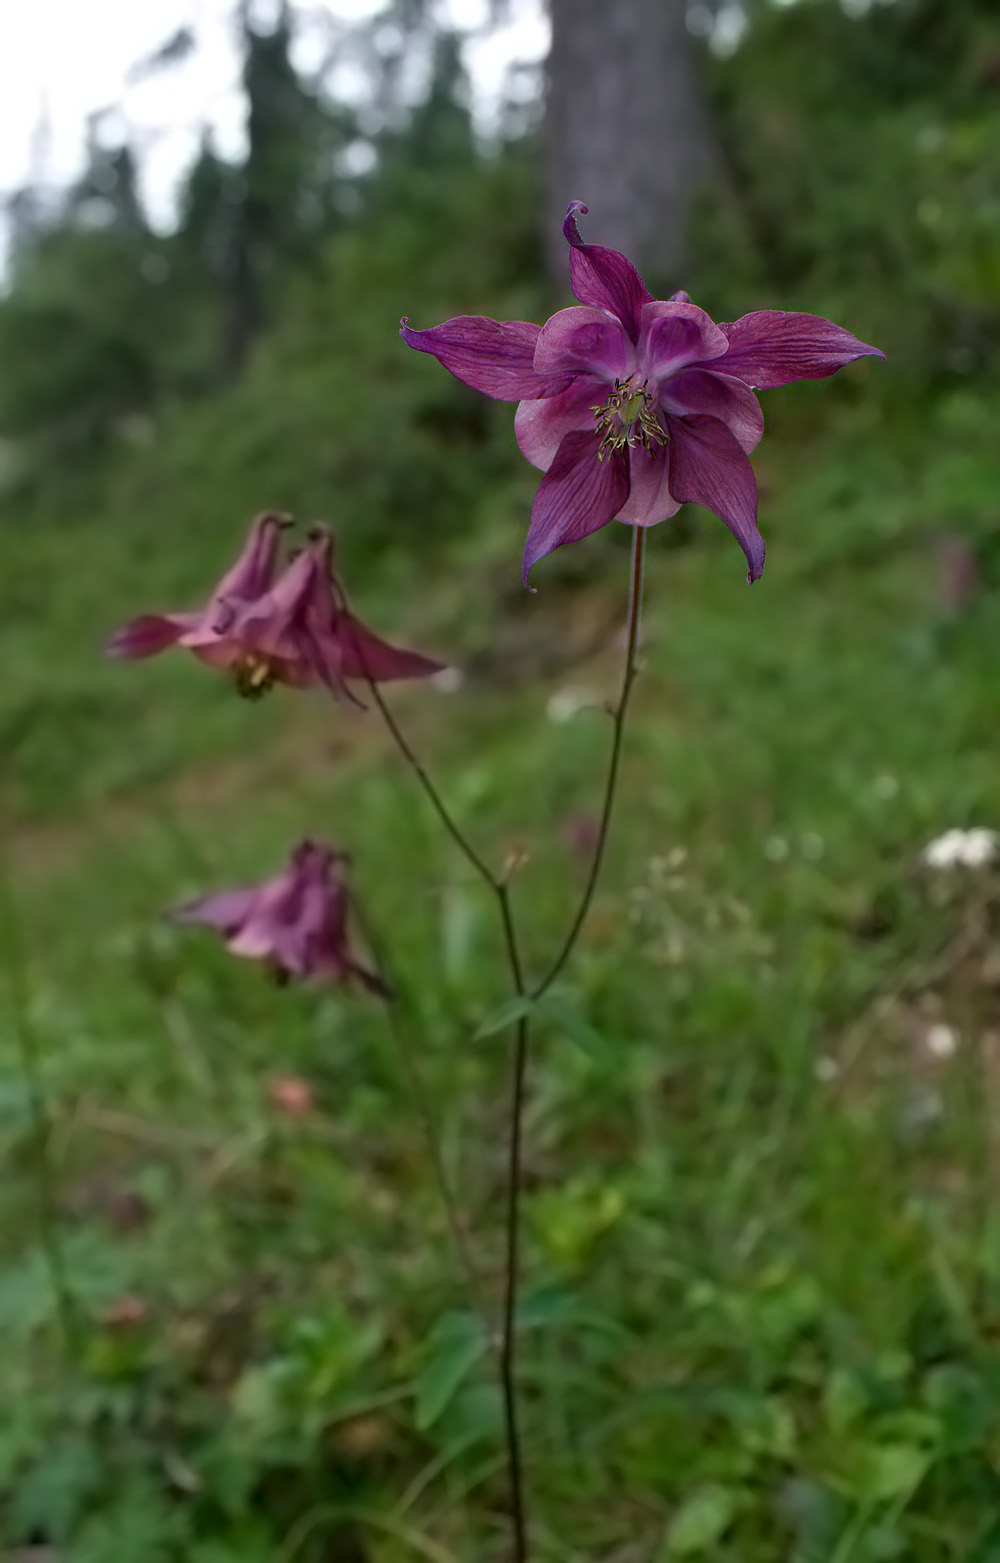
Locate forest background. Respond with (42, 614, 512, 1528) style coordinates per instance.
(2, 0, 1000, 1559)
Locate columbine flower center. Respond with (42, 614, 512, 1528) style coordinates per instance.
(234, 653, 277, 700)
(591, 377, 668, 460)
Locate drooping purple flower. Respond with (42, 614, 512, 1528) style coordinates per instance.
(108, 510, 290, 679)
(174, 838, 389, 994)
(402, 201, 884, 586)
(109, 517, 444, 699)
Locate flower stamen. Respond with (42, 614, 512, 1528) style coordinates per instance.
(234, 654, 277, 700)
(591, 377, 668, 461)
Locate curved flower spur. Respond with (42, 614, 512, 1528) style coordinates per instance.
(402, 200, 884, 586)
(108, 512, 445, 701)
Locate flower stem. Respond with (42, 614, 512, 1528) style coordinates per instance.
(342, 533, 646, 1563)
(354, 672, 498, 887)
(500, 1005, 530, 1562)
(534, 525, 646, 999)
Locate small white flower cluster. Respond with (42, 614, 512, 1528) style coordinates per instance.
(925, 1022, 959, 1059)
(430, 665, 465, 694)
(921, 827, 998, 870)
(546, 686, 598, 724)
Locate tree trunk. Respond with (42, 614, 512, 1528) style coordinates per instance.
(544, 0, 717, 291)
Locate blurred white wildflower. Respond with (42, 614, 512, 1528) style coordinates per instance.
(431, 665, 465, 694)
(921, 827, 998, 870)
(546, 687, 595, 724)
(765, 834, 790, 863)
(925, 1023, 959, 1059)
(815, 1055, 839, 1084)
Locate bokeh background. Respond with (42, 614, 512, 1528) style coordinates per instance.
(1, 1, 1000, 1558)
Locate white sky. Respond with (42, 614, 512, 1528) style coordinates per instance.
(0, 0, 549, 229)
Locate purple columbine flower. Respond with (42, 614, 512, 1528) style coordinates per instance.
(109, 516, 444, 699)
(173, 838, 389, 994)
(401, 201, 884, 585)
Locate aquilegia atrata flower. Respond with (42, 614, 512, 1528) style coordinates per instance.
(174, 838, 389, 994)
(108, 514, 443, 699)
(402, 201, 883, 585)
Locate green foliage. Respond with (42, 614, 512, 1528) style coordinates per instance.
(698, 0, 1000, 403)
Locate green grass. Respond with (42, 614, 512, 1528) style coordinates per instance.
(3, 391, 1000, 1562)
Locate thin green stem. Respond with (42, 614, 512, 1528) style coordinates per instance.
(534, 525, 647, 999)
(500, 1008, 530, 1563)
(354, 671, 499, 887)
(339, 534, 646, 1563)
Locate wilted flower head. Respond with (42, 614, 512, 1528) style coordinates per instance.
(174, 838, 389, 994)
(109, 515, 444, 699)
(402, 201, 883, 586)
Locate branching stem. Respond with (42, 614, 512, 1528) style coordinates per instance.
(344, 530, 647, 1563)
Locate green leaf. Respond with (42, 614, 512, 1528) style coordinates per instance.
(665, 1484, 742, 1556)
(440, 881, 482, 988)
(414, 1311, 489, 1431)
(473, 995, 537, 1041)
(854, 1441, 931, 1503)
(537, 992, 608, 1057)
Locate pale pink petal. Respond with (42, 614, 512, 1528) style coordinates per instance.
(667, 415, 765, 582)
(660, 370, 765, 454)
(184, 636, 245, 670)
(173, 887, 259, 933)
(715, 311, 884, 390)
(400, 316, 572, 400)
(533, 306, 636, 381)
(563, 201, 652, 345)
(617, 444, 680, 527)
(638, 301, 729, 381)
(522, 431, 630, 586)
(514, 376, 605, 471)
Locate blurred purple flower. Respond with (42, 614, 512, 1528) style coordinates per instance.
(174, 838, 389, 994)
(402, 201, 883, 585)
(109, 517, 444, 699)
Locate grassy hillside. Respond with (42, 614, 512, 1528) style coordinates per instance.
(3, 160, 1000, 1558)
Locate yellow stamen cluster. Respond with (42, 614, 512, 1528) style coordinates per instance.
(234, 654, 278, 700)
(591, 377, 668, 461)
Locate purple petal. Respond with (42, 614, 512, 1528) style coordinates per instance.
(335, 613, 444, 683)
(515, 375, 606, 471)
(206, 512, 289, 611)
(400, 316, 572, 401)
(715, 310, 884, 390)
(617, 444, 679, 528)
(669, 289, 692, 304)
(667, 415, 765, 583)
(107, 614, 191, 659)
(563, 201, 652, 346)
(533, 306, 636, 381)
(173, 887, 258, 934)
(639, 301, 728, 380)
(661, 369, 765, 454)
(523, 430, 630, 587)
